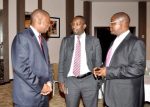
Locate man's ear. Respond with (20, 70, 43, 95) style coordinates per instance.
(83, 24, 87, 29)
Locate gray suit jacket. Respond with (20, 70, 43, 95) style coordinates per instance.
(58, 35, 102, 83)
(104, 32, 146, 107)
(11, 28, 52, 106)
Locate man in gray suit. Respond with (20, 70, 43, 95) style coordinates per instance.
(93, 12, 146, 107)
(11, 9, 53, 107)
(58, 15, 102, 107)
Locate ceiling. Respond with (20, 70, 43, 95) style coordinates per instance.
(82, 0, 150, 2)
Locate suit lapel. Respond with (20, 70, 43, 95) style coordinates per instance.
(109, 33, 132, 65)
(85, 35, 92, 62)
(29, 28, 47, 62)
(85, 35, 90, 54)
(41, 38, 49, 63)
(69, 35, 75, 53)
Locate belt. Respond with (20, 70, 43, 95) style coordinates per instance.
(76, 72, 92, 79)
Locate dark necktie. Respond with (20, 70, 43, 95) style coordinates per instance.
(38, 35, 44, 54)
(106, 47, 112, 67)
(73, 36, 81, 77)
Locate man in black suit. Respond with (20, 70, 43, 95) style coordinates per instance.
(11, 9, 53, 107)
(58, 16, 102, 107)
(93, 12, 146, 107)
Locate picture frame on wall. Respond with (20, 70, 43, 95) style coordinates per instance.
(48, 17, 60, 38)
(25, 13, 60, 38)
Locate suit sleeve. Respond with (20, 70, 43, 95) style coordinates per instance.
(58, 38, 66, 83)
(94, 38, 102, 67)
(106, 40, 146, 79)
(11, 34, 42, 93)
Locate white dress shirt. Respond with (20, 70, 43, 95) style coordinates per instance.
(68, 32, 90, 77)
(30, 25, 41, 46)
(107, 30, 130, 66)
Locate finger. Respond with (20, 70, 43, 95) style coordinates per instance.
(41, 92, 46, 95)
(94, 74, 97, 78)
(93, 67, 97, 71)
(92, 70, 97, 78)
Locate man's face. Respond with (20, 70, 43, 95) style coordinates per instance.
(39, 16, 51, 33)
(71, 18, 86, 35)
(109, 17, 122, 36)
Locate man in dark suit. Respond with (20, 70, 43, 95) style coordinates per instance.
(58, 15, 102, 107)
(11, 9, 53, 107)
(93, 12, 146, 107)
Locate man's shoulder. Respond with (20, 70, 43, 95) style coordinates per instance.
(17, 28, 30, 35)
(128, 33, 143, 42)
(63, 35, 74, 40)
(125, 33, 145, 47)
(86, 35, 99, 41)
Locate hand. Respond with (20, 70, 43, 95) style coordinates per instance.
(41, 83, 52, 95)
(93, 67, 107, 78)
(46, 81, 52, 93)
(58, 82, 65, 93)
(98, 67, 107, 77)
(93, 67, 101, 78)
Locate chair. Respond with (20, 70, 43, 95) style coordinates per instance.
(51, 63, 59, 96)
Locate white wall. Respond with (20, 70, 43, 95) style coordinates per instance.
(92, 2, 138, 36)
(0, 0, 3, 9)
(74, 0, 84, 16)
(25, 0, 38, 12)
(43, 0, 66, 63)
(9, 0, 17, 79)
(147, 2, 150, 60)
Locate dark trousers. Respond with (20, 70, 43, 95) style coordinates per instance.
(14, 96, 49, 107)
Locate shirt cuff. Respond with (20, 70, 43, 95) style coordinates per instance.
(47, 81, 52, 87)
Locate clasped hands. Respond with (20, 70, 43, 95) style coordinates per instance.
(93, 66, 107, 79)
(41, 82, 52, 95)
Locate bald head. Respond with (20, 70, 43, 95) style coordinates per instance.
(30, 9, 50, 25)
(30, 9, 50, 33)
(111, 12, 130, 26)
(110, 12, 131, 36)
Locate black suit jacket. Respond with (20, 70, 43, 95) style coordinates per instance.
(104, 32, 146, 107)
(11, 28, 52, 106)
(58, 35, 102, 83)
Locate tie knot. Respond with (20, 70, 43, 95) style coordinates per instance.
(39, 35, 42, 41)
(77, 36, 80, 43)
(39, 35, 41, 38)
(77, 35, 80, 39)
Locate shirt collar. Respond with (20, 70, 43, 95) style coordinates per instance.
(116, 30, 130, 41)
(30, 25, 40, 38)
(75, 32, 86, 40)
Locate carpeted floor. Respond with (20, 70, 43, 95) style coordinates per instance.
(0, 81, 104, 107)
(0, 81, 150, 107)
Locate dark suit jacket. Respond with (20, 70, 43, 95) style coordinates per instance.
(104, 32, 146, 107)
(58, 35, 102, 83)
(11, 28, 52, 106)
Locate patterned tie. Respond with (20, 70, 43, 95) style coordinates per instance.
(106, 47, 112, 67)
(38, 35, 44, 53)
(73, 36, 81, 77)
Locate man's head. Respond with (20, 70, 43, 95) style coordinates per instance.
(30, 9, 51, 33)
(71, 15, 87, 36)
(109, 12, 130, 36)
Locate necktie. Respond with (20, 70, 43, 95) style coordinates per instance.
(38, 35, 44, 52)
(73, 36, 81, 77)
(106, 47, 112, 67)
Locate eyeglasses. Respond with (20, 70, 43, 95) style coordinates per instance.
(110, 18, 123, 24)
